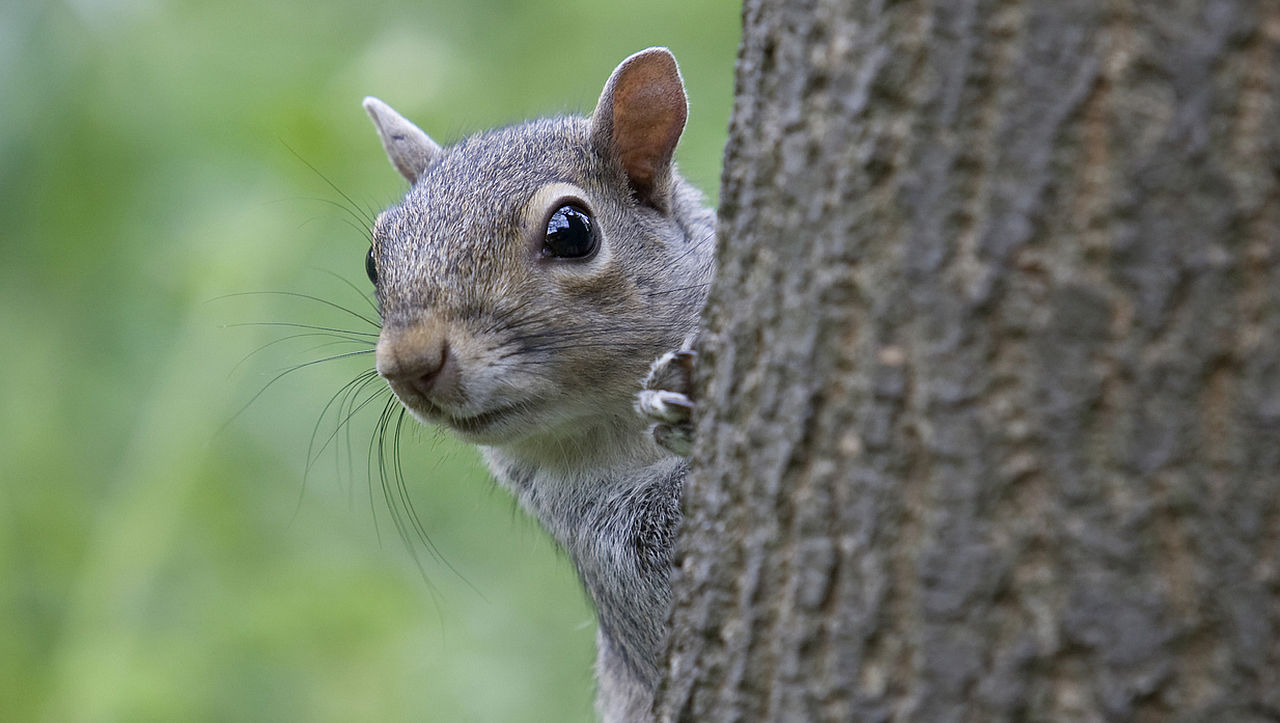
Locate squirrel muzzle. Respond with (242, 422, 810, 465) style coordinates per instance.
(376, 320, 463, 408)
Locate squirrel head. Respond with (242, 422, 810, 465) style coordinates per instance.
(363, 48, 712, 455)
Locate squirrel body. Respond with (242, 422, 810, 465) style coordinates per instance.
(362, 49, 712, 721)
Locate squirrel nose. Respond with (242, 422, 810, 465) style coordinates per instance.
(376, 324, 460, 402)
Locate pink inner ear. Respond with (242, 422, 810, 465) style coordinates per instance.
(610, 58, 687, 194)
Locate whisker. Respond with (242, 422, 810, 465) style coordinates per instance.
(370, 404, 446, 609)
(294, 339, 376, 359)
(502, 323, 676, 347)
(219, 348, 376, 435)
(290, 370, 382, 528)
(305, 369, 384, 477)
(365, 397, 397, 548)
(313, 268, 381, 318)
(642, 282, 711, 298)
(296, 208, 373, 242)
(387, 409, 488, 600)
(214, 290, 380, 329)
(224, 321, 379, 337)
(229, 331, 372, 378)
(279, 139, 378, 229)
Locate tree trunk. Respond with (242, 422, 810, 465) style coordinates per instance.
(659, 0, 1280, 720)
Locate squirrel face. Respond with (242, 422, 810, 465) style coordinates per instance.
(365, 49, 710, 451)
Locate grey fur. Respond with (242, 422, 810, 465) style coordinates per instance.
(364, 48, 715, 722)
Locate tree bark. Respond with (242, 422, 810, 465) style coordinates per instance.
(659, 0, 1280, 720)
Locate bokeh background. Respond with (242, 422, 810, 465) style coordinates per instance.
(1, 1, 739, 720)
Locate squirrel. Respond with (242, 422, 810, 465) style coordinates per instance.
(360, 48, 713, 722)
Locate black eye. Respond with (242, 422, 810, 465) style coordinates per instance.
(543, 205, 597, 259)
(365, 246, 378, 285)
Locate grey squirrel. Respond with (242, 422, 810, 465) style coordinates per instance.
(360, 48, 713, 722)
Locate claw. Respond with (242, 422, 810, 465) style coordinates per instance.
(637, 342, 699, 457)
(637, 390, 693, 424)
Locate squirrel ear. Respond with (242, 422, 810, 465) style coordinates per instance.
(590, 48, 688, 208)
(363, 96, 441, 184)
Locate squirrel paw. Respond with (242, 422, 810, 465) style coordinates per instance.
(636, 347, 696, 457)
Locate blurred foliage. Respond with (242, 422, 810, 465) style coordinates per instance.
(0, 0, 739, 720)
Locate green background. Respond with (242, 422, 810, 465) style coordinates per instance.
(1, 1, 738, 720)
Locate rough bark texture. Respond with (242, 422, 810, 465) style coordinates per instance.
(659, 0, 1280, 720)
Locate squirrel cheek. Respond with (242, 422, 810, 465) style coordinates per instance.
(550, 262, 635, 308)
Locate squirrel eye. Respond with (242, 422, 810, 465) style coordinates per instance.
(543, 205, 597, 259)
(365, 246, 378, 285)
